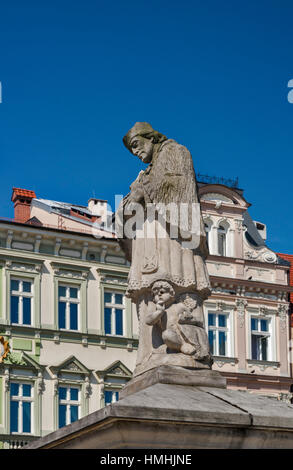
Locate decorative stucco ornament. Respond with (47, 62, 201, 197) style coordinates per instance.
(116, 123, 213, 377)
(0, 336, 10, 363)
(263, 251, 277, 263)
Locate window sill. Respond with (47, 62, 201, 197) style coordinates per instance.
(213, 356, 238, 362)
(59, 328, 80, 333)
(247, 359, 280, 369)
(105, 334, 125, 338)
(213, 356, 238, 367)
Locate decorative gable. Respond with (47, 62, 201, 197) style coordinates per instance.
(199, 184, 250, 209)
(49, 356, 91, 377)
(96, 360, 132, 381)
(4, 351, 44, 372)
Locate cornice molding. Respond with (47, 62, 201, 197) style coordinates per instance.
(210, 275, 292, 292)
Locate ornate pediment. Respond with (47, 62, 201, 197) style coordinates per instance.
(97, 267, 128, 286)
(51, 261, 90, 280)
(198, 184, 250, 208)
(4, 351, 43, 371)
(110, 366, 126, 376)
(103, 276, 128, 286)
(49, 356, 91, 376)
(244, 247, 277, 264)
(201, 193, 234, 204)
(3, 258, 43, 273)
(243, 230, 277, 264)
(95, 360, 132, 380)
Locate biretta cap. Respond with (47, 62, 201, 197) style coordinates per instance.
(123, 122, 156, 150)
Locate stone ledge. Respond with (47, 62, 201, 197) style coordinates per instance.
(25, 382, 293, 449)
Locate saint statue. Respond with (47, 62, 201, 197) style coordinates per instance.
(116, 122, 213, 377)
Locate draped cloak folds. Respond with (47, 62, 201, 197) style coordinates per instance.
(117, 139, 211, 302)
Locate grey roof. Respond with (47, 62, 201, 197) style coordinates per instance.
(276, 255, 291, 267)
(36, 199, 93, 216)
(243, 211, 266, 248)
(32, 198, 114, 235)
(243, 211, 290, 267)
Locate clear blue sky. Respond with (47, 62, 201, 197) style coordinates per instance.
(1, 0, 292, 253)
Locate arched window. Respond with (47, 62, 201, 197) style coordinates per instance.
(204, 223, 210, 250)
(217, 225, 226, 256)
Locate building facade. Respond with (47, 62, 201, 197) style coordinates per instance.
(199, 180, 292, 397)
(277, 252, 293, 380)
(0, 189, 138, 448)
(0, 183, 292, 448)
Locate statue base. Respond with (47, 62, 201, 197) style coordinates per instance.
(26, 382, 293, 449)
(120, 365, 226, 399)
(133, 351, 212, 377)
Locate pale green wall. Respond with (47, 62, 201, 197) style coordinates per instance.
(0, 266, 2, 319)
(0, 377, 3, 425)
(12, 338, 33, 351)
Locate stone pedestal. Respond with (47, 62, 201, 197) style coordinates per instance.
(120, 365, 226, 399)
(26, 379, 293, 449)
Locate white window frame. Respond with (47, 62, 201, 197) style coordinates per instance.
(248, 314, 274, 362)
(58, 385, 81, 428)
(10, 382, 34, 435)
(203, 218, 214, 253)
(10, 278, 34, 326)
(104, 291, 125, 336)
(58, 284, 80, 331)
(204, 223, 211, 250)
(206, 310, 233, 357)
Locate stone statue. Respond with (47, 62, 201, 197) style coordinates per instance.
(145, 281, 210, 358)
(116, 122, 213, 378)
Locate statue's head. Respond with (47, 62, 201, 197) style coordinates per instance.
(123, 122, 167, 164)
(152, 280, 175, 306)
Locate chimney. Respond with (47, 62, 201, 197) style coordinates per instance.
(88, 198, 108, 224)
(11, 188, 36, 223)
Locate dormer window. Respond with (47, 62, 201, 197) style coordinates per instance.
(218, 225, 226, 256)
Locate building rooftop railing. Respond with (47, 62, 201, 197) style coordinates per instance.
(196, 174, 239, 188)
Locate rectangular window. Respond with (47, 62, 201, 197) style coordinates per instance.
(251, 317, 270, 361)
(218, 233, 226, 256)
(10, 278, 33, 326)
(105, 390, 119, 405)
(208, 312, 229, 356)
(204, 224, 210, 250)
(58, 285, 80, 331)
(104, 291, 125, 336)
(58, 386, 80, 428)
(10, 382, 33, 434)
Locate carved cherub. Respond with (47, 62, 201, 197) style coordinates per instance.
(145, 280, 211, 359)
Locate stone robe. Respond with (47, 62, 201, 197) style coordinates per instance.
(118, 139, 211, 302)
